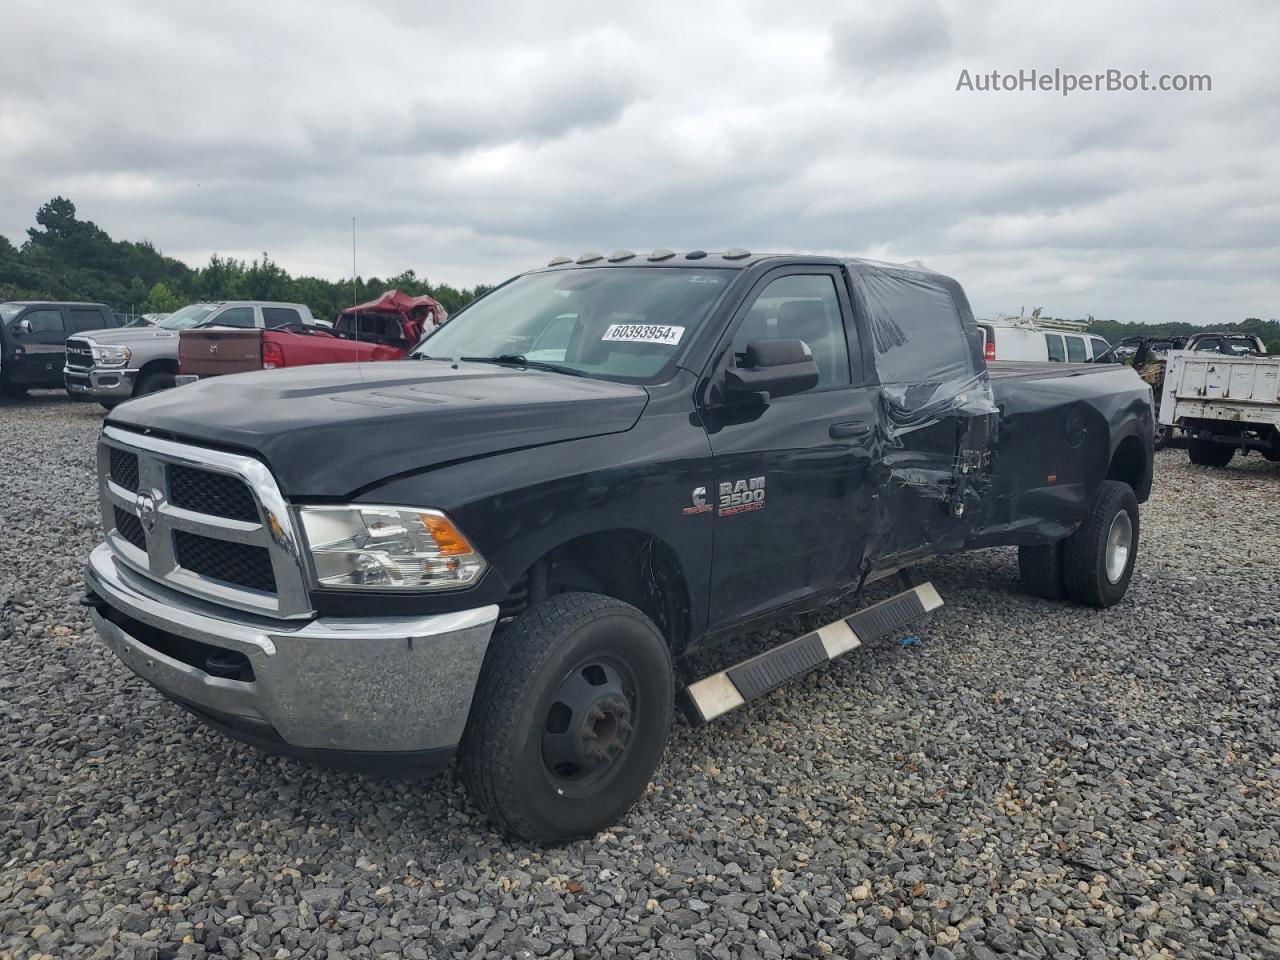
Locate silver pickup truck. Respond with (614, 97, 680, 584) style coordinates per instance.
(65, 300, 317, 408)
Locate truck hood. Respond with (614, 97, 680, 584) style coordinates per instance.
(106, 360, 649, 497)
(79, 327, 181, 345)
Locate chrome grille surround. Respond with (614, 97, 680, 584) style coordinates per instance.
(65, 338, 94, 370)
(97, 425, 312, 619)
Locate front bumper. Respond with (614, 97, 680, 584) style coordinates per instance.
(64, 366, 139, 399)
(85, 542, 499, 765)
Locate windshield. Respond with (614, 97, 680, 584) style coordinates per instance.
(412, 267, 731, 381)
(158, 303, 221, 330)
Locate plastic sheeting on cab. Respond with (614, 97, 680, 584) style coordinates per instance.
(844, 258, 998, 441)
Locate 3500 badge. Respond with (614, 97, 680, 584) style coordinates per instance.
(719, 477, 765, 516)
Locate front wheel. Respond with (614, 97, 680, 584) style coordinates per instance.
(1187, 439, 1235, 467)
(1, 380, 28, 399)
(460, 592, 674, 844)
(134, 370, 176, 396)
(1062, 480, 1139, 608)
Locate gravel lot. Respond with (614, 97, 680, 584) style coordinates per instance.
(2, 390, 1278, 960)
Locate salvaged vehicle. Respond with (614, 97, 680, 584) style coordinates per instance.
(1160, 348, 1280, 466)
(0, 301, 118, 397)
(83, 252, 1153, 843)
(174, 290, 442, 382)
(64, 301, 318, 408)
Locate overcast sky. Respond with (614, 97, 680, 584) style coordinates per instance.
(2, 0, 1276, 323)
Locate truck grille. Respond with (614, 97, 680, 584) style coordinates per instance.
(113, 506, 147, 551)
(97, 427, 311, 618)
(65, 338, 94, 370)
(174, 531, 277, 593)
(169, 465, 259, 522)
(110, 448, 139, 492)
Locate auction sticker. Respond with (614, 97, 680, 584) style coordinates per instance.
(602, 323, 685, 345)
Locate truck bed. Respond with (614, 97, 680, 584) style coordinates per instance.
(986, 361, 1115, 382)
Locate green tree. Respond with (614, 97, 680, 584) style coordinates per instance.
(144, 281, 183, 313)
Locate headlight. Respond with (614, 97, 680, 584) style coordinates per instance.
(297, 505, 486, 590)
(91, 344, 131, 366)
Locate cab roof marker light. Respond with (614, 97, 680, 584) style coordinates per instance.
(685, 250, 708, 260)
(576, 252, 603, 264)
(607, 250, 636, 262)
(723, 247, 752, 260)
(647, 249, 676, 261)
(547, 255, 573, 266)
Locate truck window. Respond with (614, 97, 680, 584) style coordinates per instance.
(262, 307, 301, 328)
(70, 307, 107, 333)
(414, 267, 730, 383)
(1065, 336, 1087, 363)
(211, 306, 255, 328)
(22, 309, 65, 334)
(1045, 334, 1066, 362)
(526, 314, 578, 361)
(732, 275, 850, 388)
(1089, 337, 1110, 359)
(856, 270, 971, 385)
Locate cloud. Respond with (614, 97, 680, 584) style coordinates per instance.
(829, 0, 953, 77)
(0, 0, 1277, 323)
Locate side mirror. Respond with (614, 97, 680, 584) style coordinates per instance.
(15, 318, 32, 337)
(724, 339, 820, 401)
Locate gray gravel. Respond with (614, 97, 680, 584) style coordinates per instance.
(2, 389, 1279, 960)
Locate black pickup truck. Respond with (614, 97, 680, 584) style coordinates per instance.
(84, 252, 1153, 843)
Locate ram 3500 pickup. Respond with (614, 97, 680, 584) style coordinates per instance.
(83, 252, 1154, 843)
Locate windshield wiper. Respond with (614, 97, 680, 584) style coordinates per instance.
(456, 355, 588, 377)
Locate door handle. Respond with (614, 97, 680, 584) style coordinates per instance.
(829, 421, 872, 439)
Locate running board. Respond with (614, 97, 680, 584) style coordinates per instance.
(679, 582, 943, 726)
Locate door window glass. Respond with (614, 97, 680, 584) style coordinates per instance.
(262, 307, 301, 328)
(23, 309, 65, 334)
(70, 308, 107, 332)
(1045, 334, 1066, 362)
(732, 274, 850, 388)
(1065, 336, 1087, 363)
(211, 307, 255, 328)
(1089, 337, 1109, 359)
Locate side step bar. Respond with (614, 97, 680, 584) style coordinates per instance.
(679, 582, 943, 726)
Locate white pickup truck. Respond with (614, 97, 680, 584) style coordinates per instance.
(1159, 348, 1280, 466)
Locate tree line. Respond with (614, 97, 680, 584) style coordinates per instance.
(0, 198, 491, 320)
(3, 197, 1276, 349)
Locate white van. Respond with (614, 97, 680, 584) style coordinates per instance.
(977, 316, 1109, 363)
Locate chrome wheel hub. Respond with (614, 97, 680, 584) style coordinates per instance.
(1105, 511, 1133, 584)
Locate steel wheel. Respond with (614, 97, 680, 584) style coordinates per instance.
(1104, 510, 1133, 584)
(541, 657, 636, 794)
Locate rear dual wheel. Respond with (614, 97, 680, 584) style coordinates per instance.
(460, 592, 673, 844)
(1019, 479, 1138, 608)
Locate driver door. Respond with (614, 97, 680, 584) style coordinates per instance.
(699, 266, 878, 632)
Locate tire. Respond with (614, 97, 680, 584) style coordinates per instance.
(1, 381, 28, 399)
(1187, 439, 1235, 467)
(1062, 480, 1139, 608)
(460, 592, 674, 844)
(134, 370, 176, 396)
(1018, 542, 1065, 600)
(99, 400, 121, 411)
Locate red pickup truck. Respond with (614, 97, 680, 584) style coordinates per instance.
(177, 289, 446, 381)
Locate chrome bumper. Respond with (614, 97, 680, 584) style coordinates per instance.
(85, 543, 499, 755)
(64, 366, 138, 398)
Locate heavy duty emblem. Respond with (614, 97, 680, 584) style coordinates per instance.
(136, 489, 160, 532)
(208, 343, 219, 354)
